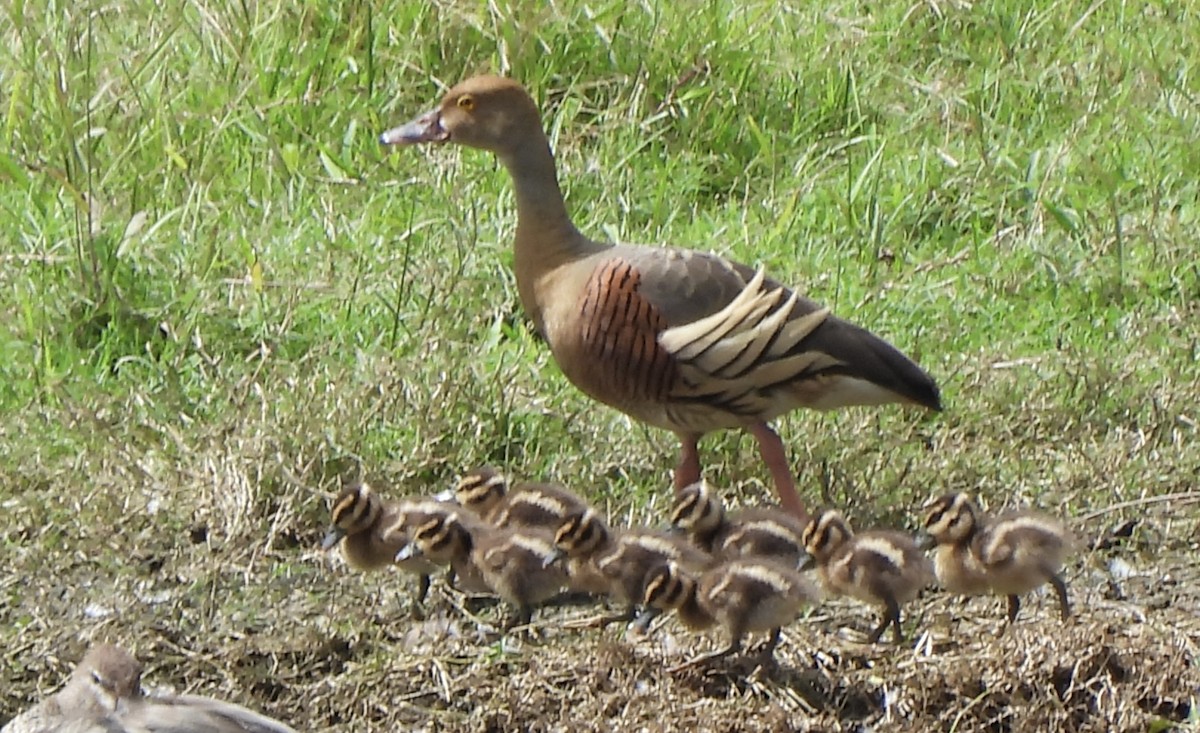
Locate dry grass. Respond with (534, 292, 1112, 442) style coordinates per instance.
(3, 0, 1199, 730)
(2, 399, 1197, 732)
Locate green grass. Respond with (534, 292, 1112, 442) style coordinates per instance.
(2, 0, 1199, 730)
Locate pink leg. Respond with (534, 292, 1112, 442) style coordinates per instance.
(673, 433, 702, 492)
(747, 422, 808, 523)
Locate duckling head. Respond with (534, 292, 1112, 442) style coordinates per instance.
(552, 508, 609, 559)
(668, 480, 725, 536)
(802, 508, 854, 563)
(322, 483, 379, 550)
(453, 466, 508, 516)
(923, 492, 980, 545)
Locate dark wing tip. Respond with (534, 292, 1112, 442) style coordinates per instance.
(913, 378, 943, 412)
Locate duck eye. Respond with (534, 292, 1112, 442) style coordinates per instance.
(457, 94, 475, 111)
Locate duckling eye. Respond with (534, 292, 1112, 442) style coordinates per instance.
(457, 94, 475, 111)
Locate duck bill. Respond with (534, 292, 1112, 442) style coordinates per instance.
(395, 543, 423, 563)
(320, 527, 346, 551)
(542, 548, 566, 569)
(379, 108, 448, 145)
(632, 607, 660, 634)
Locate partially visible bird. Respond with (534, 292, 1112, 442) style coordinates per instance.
(399, 513, 568, 630)
(923, 492, 1073, 627)
(2, 643, 297, 733)
(380, 76, 942, 523)
(802, 508, 932, 643)
(453, 466, 593, 530)
(640, 558, 820, 670)
(321, 482, 462, 610)
(669, 480, 808, 567)
(547, 508, 713, 627)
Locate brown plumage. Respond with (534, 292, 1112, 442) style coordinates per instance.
(923, 492, 1072, 626)
(453, 466, 592, 530)
(403, 513, 568, 629)
(321, 482, 470, 609)
(669, 480, 808, 567)
(641, 558, 819, 669)
(802, 509, 932, 643)
(549, 508, 714, 626)
(380, 76, 942, 523)
(2, 643, 296, 733)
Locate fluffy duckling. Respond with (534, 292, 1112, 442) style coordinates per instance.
(802, 509, 932, 643)
(454, 466, 593, 530)
(401, 513, 568, 629)
(321, 482, 460, 608)
(548, 508, 713, 626)
(669, 480, 808, 567)
(923, 492, 1072, 625)
(640, 558, 819, 669)
(2, 643, 296, 733)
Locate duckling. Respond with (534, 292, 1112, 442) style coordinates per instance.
(321, 482, 459, 608)
(548, 508, 713, 627)
(640, 558, 819, 670)
(401, 513, 568, 630)
(454, 466, 593, 530)
(801, 509, 932, 643)
(669, 480, 808, 567)
(923, 492, 1072, 626)
(3, 643, 296, 733)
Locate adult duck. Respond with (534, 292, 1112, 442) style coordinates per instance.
(380, 76, 942, 522)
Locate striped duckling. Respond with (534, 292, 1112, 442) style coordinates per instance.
(548, 508, 713, 627)
(923, 492, 1072, 626)
(400, 513, 567, 630)
(640, 558, 820, 669)
(669, 480, 808, 567)
(802, 508, 932, 643)
(454, 466, 593, 530)
(322, 482, 462, 610)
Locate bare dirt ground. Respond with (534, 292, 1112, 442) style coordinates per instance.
(3, 490, 1197, 732)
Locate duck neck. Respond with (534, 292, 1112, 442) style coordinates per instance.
(677, 593, 716, 631)
(500, 138, 575, 240)
(500, 137, 606, 313)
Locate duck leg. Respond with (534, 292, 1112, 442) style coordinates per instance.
(415, 574, 432, 605)
(1048, 572, 1071, 621)
(757, 627, 783, 665)
(410, 574, 432, 620)
(504, 603, 534, 631)
(747, 421, 808, 522)
(673, 433, 702, 491)
(1005, 594, 1021, 625)
(672, 636, 744, 672)
(867, 594, 903, 644)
